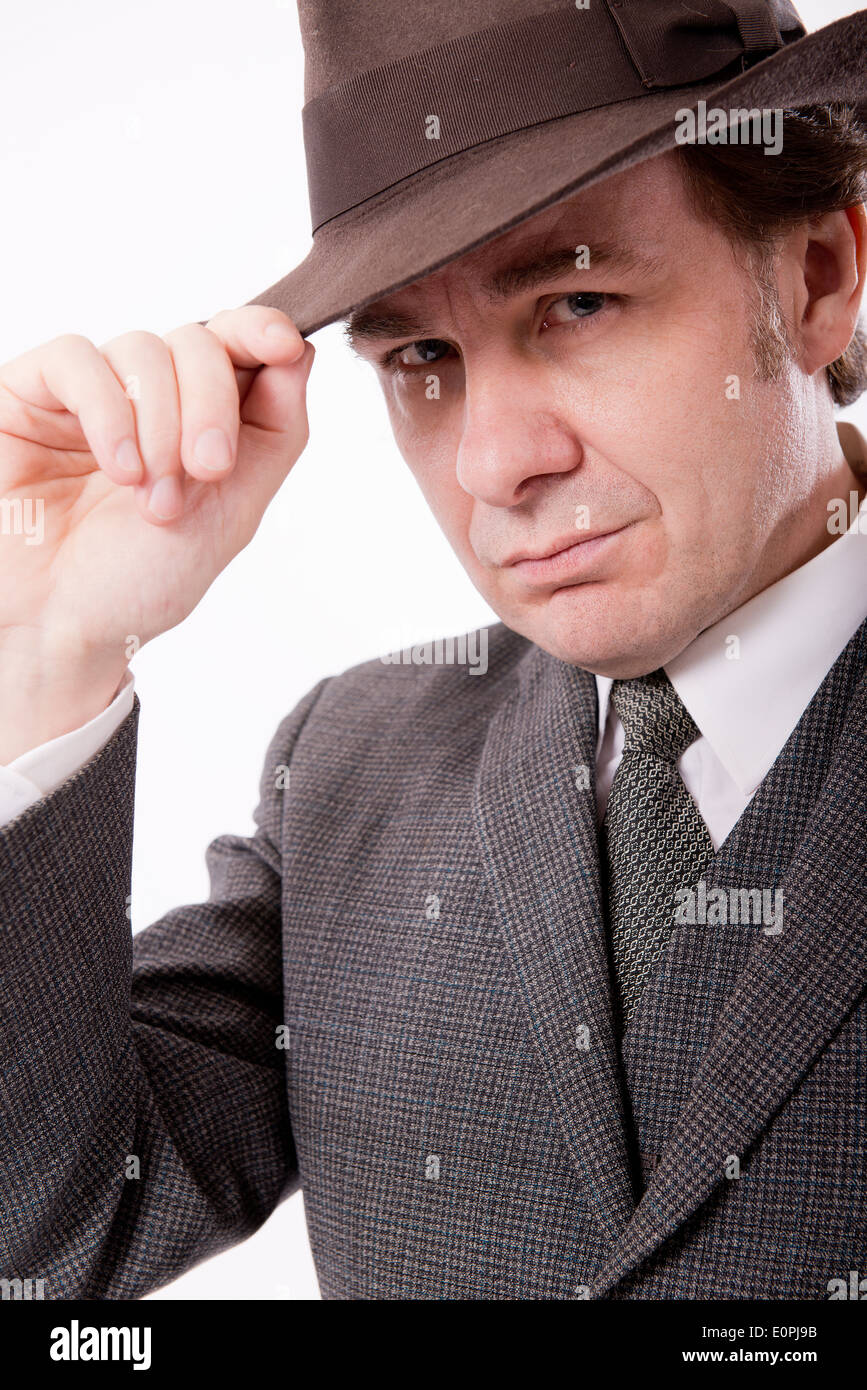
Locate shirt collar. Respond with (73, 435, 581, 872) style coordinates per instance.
(595, 421, 867, 795)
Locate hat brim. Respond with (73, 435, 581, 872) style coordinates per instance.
(245, 11, 867, 337)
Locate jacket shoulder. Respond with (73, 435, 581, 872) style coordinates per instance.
(345, 620, 526, 679)
(272, 622, 532, 776)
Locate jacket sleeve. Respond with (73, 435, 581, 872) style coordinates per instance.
(0, 677, 329, 1299)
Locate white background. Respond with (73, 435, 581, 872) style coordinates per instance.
(0, 0, 863, 1299)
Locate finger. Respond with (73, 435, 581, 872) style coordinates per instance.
(203, 305, 306, 370)
(162, 322, 241, 483)
(99, 330, 183, 521)
(0, 333, 146, 487)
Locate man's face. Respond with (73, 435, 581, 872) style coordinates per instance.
(347, 153, 832, 676)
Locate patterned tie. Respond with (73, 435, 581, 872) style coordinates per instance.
(601, 669, 715, 1035)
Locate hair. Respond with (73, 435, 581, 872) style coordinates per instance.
(677, 103, 867, 406)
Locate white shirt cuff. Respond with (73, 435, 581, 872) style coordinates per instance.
(0, 670, 135, 828)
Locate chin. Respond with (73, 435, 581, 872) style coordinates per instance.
(505, 589, 680, 676)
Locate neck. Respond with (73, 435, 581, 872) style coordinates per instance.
(743, 411, 865, 605)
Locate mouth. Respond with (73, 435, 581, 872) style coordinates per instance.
(506, 524, 632, 585)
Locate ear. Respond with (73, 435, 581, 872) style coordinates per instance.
(796, 203, 867, 380)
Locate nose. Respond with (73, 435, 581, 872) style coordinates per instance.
(455, 365, 582, 507)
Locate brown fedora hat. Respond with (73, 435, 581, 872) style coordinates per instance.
(245, 0, 867, 337)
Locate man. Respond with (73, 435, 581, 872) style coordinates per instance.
(1, 0, 867, 1300)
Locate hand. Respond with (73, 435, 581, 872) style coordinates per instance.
(0, 305, 314, 757)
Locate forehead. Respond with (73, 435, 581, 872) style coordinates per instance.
(345, 152, 684, 337)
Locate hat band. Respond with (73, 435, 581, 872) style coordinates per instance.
(302, 0, 805, 231)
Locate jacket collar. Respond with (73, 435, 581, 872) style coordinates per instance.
(473, 643, 636, 1251)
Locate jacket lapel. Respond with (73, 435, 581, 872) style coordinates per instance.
(473, 643, 635, 1248)
(592, 620, 867, 1296)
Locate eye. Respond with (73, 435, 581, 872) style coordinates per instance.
(541, 291, 611, 330)
(387, 338, 454, 369)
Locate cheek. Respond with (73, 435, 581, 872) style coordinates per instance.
(598, 315, 763, 528)
(389, 410, 476, 547)
(387, 387, 457, 468)
(423, 473, 477, 558)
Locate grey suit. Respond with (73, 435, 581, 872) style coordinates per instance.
(2, 621, 866, 1299)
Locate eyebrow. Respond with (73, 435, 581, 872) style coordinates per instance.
(344, 239, 666, 349)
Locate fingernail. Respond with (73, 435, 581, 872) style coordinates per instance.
(193, 427, 232, 472)
(149, 475, 183, 520)
(115, 438, 142, 477)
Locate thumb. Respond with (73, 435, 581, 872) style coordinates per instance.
(219, 341, 314, 514)
(240, 339, 315, 436)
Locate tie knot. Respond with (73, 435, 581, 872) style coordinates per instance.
(610, 669, 700, 762)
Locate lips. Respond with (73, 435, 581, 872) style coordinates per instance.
(505, 524, 630, 584)
(505, 528, 622, 565)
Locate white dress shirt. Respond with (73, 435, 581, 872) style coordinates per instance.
(2, 422, 867, 839)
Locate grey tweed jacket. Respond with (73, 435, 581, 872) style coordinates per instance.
(2, 620, 866, 1300)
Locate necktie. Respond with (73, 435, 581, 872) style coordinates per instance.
(601, 668, 715, 1035)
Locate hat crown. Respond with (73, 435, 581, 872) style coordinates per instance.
(297, 0, 804, 102)
(298, 0, 807, 230)
(297, 0, 566, 100)
(248, 0, 861, 337)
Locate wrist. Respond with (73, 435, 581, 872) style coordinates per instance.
(0, 648, 129, 764)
